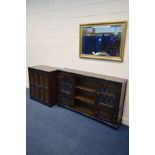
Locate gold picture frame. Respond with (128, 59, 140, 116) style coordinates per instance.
(79, 21, 127, 62)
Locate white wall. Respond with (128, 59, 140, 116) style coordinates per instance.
(26, 0, 129, 125)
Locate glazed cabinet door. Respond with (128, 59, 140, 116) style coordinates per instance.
(58, 72, 74, 107)
(97, 81, 120, 123)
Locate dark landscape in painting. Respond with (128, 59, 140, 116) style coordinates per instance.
(82, 25, 122, 56)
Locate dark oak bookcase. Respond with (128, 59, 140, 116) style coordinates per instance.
(28, 66, 127, 129)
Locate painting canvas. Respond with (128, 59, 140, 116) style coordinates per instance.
(79, 22, 127, 61)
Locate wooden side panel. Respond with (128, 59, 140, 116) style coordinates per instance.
(117, 82, 127, 123)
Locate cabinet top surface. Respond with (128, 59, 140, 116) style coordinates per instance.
(28, 65, 58, 72)
(28, 65, 127, 83)
(61, 68, 127, 83)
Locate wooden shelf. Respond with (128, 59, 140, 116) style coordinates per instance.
(75, 106, 94, 115)
(75, 85, 96, 93)
(75, 95, 95, 105)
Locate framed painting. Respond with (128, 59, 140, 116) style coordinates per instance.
(79, 21, 127, 61)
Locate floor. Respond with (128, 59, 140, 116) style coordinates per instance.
(26, 89, 129, 155)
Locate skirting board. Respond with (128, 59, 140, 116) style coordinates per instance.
(122, 117, 129, 126)
(26, 81, 129, 126)
(26, 81, 29, 88)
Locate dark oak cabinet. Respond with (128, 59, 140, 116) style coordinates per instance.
(28, 66, 127, 129)
(28, 66, 58, 107)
